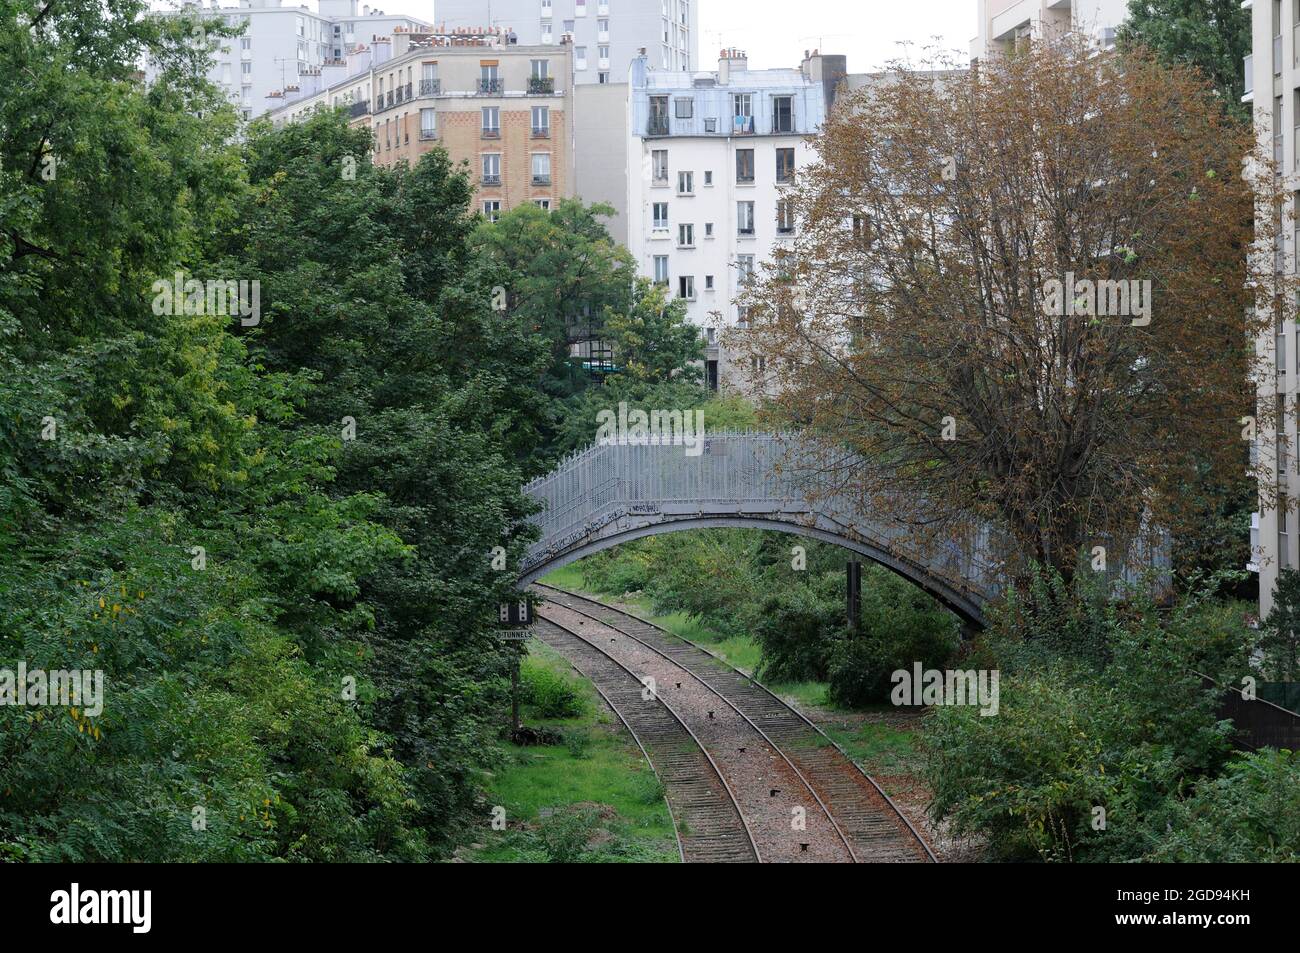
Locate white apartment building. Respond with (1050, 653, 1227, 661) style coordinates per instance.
(436, 0, 697, 83)
(626, 49, 830, 391)
(1248, 0, 1296, 614)
(147, 0, 429, 118)
(971, 0, 1127, 60)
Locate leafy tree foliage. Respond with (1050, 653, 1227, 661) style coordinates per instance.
(1118, 0, 1252, 114)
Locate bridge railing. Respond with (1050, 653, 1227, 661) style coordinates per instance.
(522, 432, 1170, 605)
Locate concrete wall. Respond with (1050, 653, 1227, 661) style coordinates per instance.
(574, 83, 630, 245)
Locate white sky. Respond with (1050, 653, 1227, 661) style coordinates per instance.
(340, 0, 977, 73)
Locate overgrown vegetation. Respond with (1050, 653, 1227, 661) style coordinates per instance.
(923, 568, 1286, 862)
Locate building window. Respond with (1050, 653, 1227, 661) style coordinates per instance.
(420, 108, 437, 139)
(677, 170, 693, 194)
(736, 149, 754, 183)
(652, 149, 669, 183)
(737, 254, 755, 284)
(576, 0, 586, 15)
(575, 45, 587, 69)
(652, 202, 669, 229)
(532, 152, 552, 185)
(482, 153, 501, 185)
(772, 95, 793, 133)
(535, 198, 551, 210)
(599, 71, 609, 83)
(737, 202, 755, 235)
(480, 64, 500, 93)
(703, 170, 713, 186)
(776, 147, 795, 183)
(242, 61, 252, 74)
(598, 44, 610, 62)
(732, 92, 753, 133)
(678, 223, 694, 247)
(704, 222, 714, 238)
(678, 275, 695, 300)
(649, 95, 669, 135)
(777, 199, 795, 234)
(675, 97, 693, 118)
(482, 106, 500, 136)
(483, 200, 501, 222)
(532, 105, 550, 136)
(531, 58, 550, 79)
(653, 255, 669, 284)
(542, 19, 553, 43)
(705, 275, 714, 290)
(241, 37, 251, 50)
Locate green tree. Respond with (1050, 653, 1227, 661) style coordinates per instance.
(1118, 0, 1252, 115)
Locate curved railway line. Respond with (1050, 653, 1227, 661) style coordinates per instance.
(532, 583, 936, 863)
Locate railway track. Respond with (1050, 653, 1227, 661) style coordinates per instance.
(533, 583, 937, 863)
(531, 617, 760, 862)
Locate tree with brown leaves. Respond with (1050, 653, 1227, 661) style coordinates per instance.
(739, 37, 1288, 585)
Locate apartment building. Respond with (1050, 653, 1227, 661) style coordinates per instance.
(268, 27, 574, 216)
(625, 49, 830, 392)
(971, 0, 1126, 60)
(147, 0, 428, 119)
(436, 0, 697, 83)
(1247, 0, 1296, 614)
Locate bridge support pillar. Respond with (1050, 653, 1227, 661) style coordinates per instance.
(846, 560, 862, 634)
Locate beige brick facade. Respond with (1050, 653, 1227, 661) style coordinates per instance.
(278, 31, 575, 217)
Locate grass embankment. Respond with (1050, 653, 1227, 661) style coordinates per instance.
(537, 566, 923, 778)
(461, 638, 679, 863)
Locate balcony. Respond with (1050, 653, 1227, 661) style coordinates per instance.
(532, 126, 550, 138)
(419, 78, 441, 96)
(419, 127, 437, 141)
(731, 115, 755, 135)
(647, 118, 670, 136)
(532, 174, 552, 186)
(347, 99, 370, 117)
(478, 79, 503, 94)
(528, 76, 555, 94)
(482, 174, 501, 186)
(481, 127, 501, 139)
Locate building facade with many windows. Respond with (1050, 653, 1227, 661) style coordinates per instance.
(147, 0, 428, 119)
(1248, 0, 1295, 614)
(436, 0, 697, 83)
(268, 27, 574, 216)
(625, 49, 830, 391)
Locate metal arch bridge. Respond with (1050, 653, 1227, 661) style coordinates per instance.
(518, 432, 1169, 630)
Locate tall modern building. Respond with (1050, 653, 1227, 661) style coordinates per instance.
(1247, 0, 1293, 613)
(268, 27, 575, 215)
(435, 0, 697, 83)
(147, 0, 429, 119)
(625, 49, 836, 392)
(971, 0, 1126, 60)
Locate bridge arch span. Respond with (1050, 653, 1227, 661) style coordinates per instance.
(518, 513, 989, 629)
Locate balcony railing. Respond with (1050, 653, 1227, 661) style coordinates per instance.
(481, 127, 501, 138)
(419, 78, 441, 96)
(732, 115, 755, 135)
(531, 126, 550, 138)
(532, 174, 552, 185)
(348, 99, 370, 117)
(482, 174, 501, 186)
(419, 127, 437, 140)
(647, 118, 669, 136)
(478, 79, 503, 94)
(528, 76, 555, 94)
